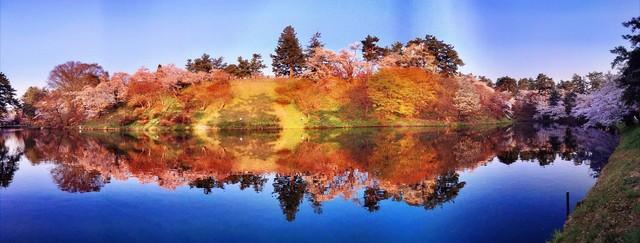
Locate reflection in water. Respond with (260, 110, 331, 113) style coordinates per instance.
(0, 125, 618, 221)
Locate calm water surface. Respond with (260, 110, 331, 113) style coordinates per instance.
(0, 125, 618, 242)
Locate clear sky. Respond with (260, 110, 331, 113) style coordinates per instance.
(1, 0, 638, 95)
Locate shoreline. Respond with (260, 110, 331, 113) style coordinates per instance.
(554, 126, 640, 242)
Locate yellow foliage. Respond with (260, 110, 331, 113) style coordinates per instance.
(368, 68, 441, 118)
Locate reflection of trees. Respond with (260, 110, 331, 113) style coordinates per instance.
(0, 139, 22, 188)
(51, 165, 108, 193)
(493, 125, 618, 176)
(0, 145, 22, 187)
(273, 175, 307, 221)
(189, 174, 268, 195)
(14, 124, 619, 221)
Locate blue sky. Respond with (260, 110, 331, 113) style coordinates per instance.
(1, 0, 638, 95)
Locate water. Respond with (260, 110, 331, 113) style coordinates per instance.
(0, 125, 619, 242)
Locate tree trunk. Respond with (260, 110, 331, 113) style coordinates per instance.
(289, 66, 294, 79)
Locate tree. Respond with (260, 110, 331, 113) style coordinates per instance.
(361, 35, 385, 62)
(271, 26, 306, 78)
(517, 78, 535, 91)
(407, 35, 464, 76)
(186, 53, 227, 73)
(305, 32, 324, 58)
(495, 76, 518, 94)
(586, 71, 605, 91)
(21, 86, 48, 119)
(386, 41, 404, 54)
(611, 17, 640, 112)
(47, 61, 107, 92)
(535, 73, 555, 94)
(379, 43, 436, 72)
(478, 76, 494, 88)
(226, 54, 266, 78)
(303, 46, 371, 80)
(74, 73, 129, 118)
(453, 79, 480, 120)
(368, 68, 439, 117)
(570, 74, 588, 94)
(564, 91, 577, 116)
(549, 88, 561, 106)
(249, 53, 266, 77)
(573, 76, 633, 127)
(0, 73, 20, 118)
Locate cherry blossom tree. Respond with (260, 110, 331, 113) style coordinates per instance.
(572, 76, 634, 127)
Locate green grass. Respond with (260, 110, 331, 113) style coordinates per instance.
(554, 126, 640, 243)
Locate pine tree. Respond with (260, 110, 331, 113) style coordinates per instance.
(549, 88, 561, 107)
(563, 91, 577, 115)
(0, 73, 20, 118)
(305, 32, 324, 58)
(271, 26, 305, 78)
(361, 35, 385, 62)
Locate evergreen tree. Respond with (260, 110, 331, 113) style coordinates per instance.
(495, 76, 518, 94)
(271, 26, 305, 78)
(0, 73, 20, 119)
(305, 32, 324, 58)
(517, 78, 535, 91)
(478, 76, 494, 88)
(570, 74, 588, 94)
(249, 54, 266, 76)
(408, 35, 464, 76)
(386, 41, 404, 54)
(586, 71, 605, 91)
(563, 91, 577, 115)
(186, 53, 227, 73)
(611, 17, 640, 111)
(535, 73, 555, 94)
(549, 88, 561, 106)
(361, 35, 385, 62)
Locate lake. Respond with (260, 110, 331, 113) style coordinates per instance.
(0, 125, 619, 242)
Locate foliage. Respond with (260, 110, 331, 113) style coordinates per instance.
(0, 73, 20, 118)
(271, 26, 306, 78)
(47, 61, 107, 92)
(611, 17, 640, 113)
(379, 43, 436, 72)
(535, 73, 555, 94)
(572, 76, 633, 127)
(495, 76, 518, 94)
(368, 68, 439, 117)
(186, 53, 227, 73)
(453, 77, 481, 120)
(407, 35, 464, 76)
(361, 35, 385, 62)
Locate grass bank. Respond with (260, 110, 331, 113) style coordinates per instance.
(554, 126, 640, 242)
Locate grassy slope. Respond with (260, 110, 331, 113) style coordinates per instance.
(554, 126, 640, 243)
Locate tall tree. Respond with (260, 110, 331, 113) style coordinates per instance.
(305, 32, 324, 58)
(495, 76, 518, 94)
(361, 35, 385, 62)
(408, 35, 464, 76)
(47, 61, 107, 92)
(271, 26, 305, 78)
(535, 73, 555, 94)
(186, 53, 227, 73)
(611, 17, 640, 111)
(0, 73, 20, 118)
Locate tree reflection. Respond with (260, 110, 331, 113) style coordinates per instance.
(11, 124, 619, 221)
(0, 133, 23, 188)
